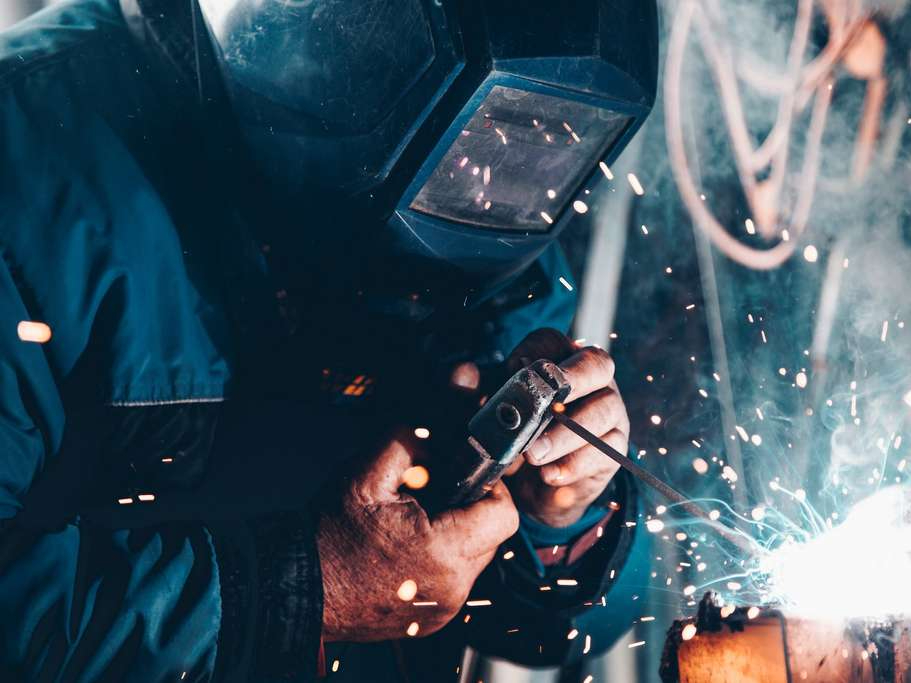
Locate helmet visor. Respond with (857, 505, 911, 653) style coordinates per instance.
(409, 85, 632, 232)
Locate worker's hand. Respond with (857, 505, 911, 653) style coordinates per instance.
(317, 432, 519, 642)
(505, 328, 629, 527)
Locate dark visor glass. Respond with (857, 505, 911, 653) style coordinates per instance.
(410, 86, 632, 232)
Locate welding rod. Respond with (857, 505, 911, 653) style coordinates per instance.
(551, 410, 758, 556)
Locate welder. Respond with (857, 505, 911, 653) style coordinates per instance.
(0, 1, 658, 680)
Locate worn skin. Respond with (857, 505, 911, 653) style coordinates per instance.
(318, 430, 519, 642)
(504, 328, 629, 527)
(319, 328, 627, 641)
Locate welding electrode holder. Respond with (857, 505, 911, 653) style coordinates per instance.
(418, 359, 571, 514)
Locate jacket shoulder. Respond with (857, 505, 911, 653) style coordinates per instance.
(0, 0, 130, 88)
(0, 1, 233, 405)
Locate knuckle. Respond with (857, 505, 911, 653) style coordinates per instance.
(595, 396, 616, 428)
(595, 350, 616, 377)
(505, 505, 520, 535)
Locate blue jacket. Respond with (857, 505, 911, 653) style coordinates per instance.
(0, 2, 648, 680)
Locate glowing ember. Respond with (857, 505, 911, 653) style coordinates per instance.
(541, 211, 554, 224)
(567, 628, 579, 640)
(650, 415, 662, 425)
(681, 623, 698, 641)
(795, 371, 808, 388)
(17, 321, 52, 344)
(406, 622, 420, 637)
(402, 466, 430, 490)
(599, 161, 614, 180)
(803, 245, 818, 262)
(558, 276, 574, 291)
(413, 427, 430, 439)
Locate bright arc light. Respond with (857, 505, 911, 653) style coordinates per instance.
(759, 486, 911, 620)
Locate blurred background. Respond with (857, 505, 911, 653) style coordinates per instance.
(5, 1, 911, 681)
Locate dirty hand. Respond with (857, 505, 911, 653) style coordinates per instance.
(317, 432, 519, 642)
(506, 328, 629, 527)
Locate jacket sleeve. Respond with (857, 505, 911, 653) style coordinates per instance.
(464, 472, 650, 667)
(0, 263, 322, 682)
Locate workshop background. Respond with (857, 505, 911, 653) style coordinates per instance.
(4, 1, 910, 681)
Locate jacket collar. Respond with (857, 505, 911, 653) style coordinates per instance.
(119, 0, 199, 91)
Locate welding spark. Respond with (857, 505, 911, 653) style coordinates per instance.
(803, 245, 819, 262)
(17, 321, 52, 343)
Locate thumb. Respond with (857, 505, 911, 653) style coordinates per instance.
(432, 481, 519, 558)
(507, 328, 577, 373)
(357, 432, 420, 501)
(450, 361, 481, 393)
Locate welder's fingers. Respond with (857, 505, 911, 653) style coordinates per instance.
(503, 456, 525, 477)
(539, 429, 626, 486)
(506, 328, 577, 373)
(355, 432, 420, 502)
(558, 346, 616, 403)
(431, 481, 518, 558)
(450, 361, 481, 393)
(525, 387, 629, 465)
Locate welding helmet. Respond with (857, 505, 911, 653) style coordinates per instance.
(196, 0, 658, 312)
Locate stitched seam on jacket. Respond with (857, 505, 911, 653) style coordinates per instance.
(0, 32, 118, 91)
